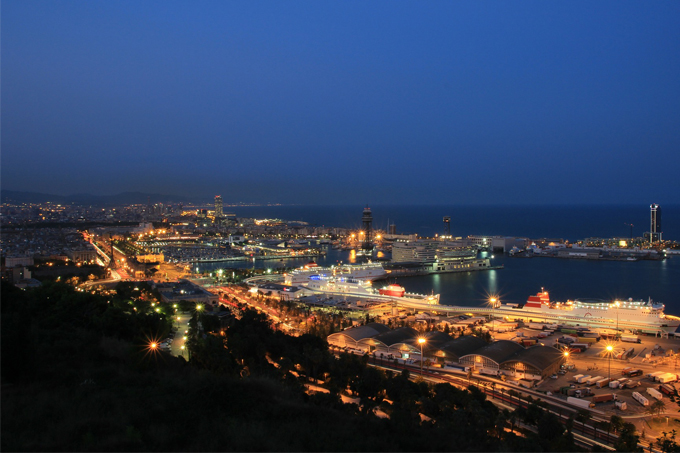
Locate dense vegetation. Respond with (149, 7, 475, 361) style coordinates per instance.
(3, 281, 591, 451)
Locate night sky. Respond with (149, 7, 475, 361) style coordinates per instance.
(2, 1, 679, 205)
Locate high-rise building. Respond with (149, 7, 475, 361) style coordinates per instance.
(361, 206, 373, 252)
(215, 195, 223, 218)
(649, 203, 662, 243)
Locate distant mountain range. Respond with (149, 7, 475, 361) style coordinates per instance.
(1, 190, 194, 206)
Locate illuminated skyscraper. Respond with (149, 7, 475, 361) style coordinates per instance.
(215, 195, 223, 218)
(361, 206, 373, 252)
(649, 203, 662, 243)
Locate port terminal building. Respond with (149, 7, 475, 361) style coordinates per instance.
(153, 279, 219, 306)
(328, 326, 564, 380)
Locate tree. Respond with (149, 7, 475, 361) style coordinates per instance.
(615, 422, 642, 452)
(651, 400, 667, 417)
(656, 430, 680, 453)
(610, 415, 624, 434)
(575, 409, 591, 435)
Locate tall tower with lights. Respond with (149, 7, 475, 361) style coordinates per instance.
(215, 195, 223, 218)
(650, 203, 662, 243)
(361, 206, 373, 253)
(443, 216, 451, 237)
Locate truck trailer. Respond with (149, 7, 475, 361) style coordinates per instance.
(647, 387, 663, 401)
(621, 335, 641, 343)
(592, 393, 617, 403)
(567, 396, 595, 409)
(633, 392, 649, 406)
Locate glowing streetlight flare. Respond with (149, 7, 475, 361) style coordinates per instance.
(417, 337, 426, 376)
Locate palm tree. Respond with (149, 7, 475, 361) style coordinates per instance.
(651, 400, 667, 417)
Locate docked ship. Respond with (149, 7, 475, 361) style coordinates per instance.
(505, 290, 680, 334)
(283, 262, 387, 286)
(303, 275, 440, 305)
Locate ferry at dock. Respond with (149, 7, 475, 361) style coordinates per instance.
(502, 290, 680, 334)
(303, 275, 440, 305)
(283, 262, 387, 286)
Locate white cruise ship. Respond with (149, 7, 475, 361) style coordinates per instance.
(303, 275, 440, 304)
(518, 291, 680, 331)
(283, 262, 387, 286)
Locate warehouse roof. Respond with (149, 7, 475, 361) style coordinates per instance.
(437, 336, 489, 360)
(460, 340, 524, 364)
(361, 327, 419, 348)
(330, 323, 391, 341)
(502, 345, 564, 371)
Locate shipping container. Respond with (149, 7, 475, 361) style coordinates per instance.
(577, 375, 592, 384)
(625, 369, 643, 377)
(571, 343, 589, 351)
(609, 380, 620, 389)
(624, 380, 640, 389)
(615, 401, 627, 411)
(573, 374, 584, 383)
(580, 337, 598, 344)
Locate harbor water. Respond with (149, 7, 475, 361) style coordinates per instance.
(195, 204, 680, 312)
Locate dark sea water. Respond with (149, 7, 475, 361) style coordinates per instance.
(198, 205, 680, 313)
(220, 204, 680, 241)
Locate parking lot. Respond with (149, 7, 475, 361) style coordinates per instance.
(493, 326, 680, 415)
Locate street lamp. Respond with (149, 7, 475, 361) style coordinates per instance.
(606, 344, 614, 381)
(563, 350, 570, 367)
(418, 337, 426, 376)
(489, 296, 498, 326)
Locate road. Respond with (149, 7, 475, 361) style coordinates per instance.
(167, 312, 191, 358)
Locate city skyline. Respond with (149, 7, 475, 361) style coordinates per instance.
(2, 1, 680, 205)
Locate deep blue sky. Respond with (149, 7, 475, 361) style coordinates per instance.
(2, 1, 679, 205)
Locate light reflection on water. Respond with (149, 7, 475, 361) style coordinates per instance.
(196, 249, 680, 313)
